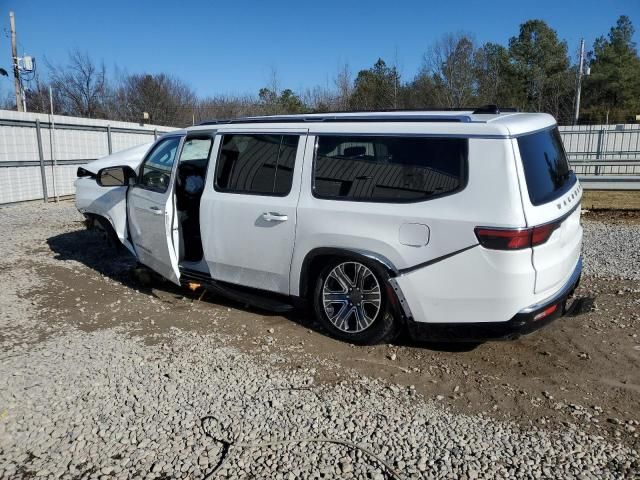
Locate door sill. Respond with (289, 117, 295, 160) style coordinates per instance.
(179, 259, 209, 274)
(179, 267, 295, 313)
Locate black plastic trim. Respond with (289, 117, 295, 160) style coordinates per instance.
(77, 167, 96, 179)
(398, 244, 479, 275)
(472, 105, 518, 114)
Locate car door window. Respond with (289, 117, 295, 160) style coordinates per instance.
(178, 137, 213, 195)
(180, 138, 213, 162)
(314, 135, 467, 202)
(214, 134, 299, 196)
(139, 137, 181, 192)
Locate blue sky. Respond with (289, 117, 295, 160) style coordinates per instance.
(1, 0, 638, 98)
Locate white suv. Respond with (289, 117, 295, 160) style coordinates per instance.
(77, 108, 583, 344)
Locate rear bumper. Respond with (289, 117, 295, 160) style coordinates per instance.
(406, 256, 583, 342)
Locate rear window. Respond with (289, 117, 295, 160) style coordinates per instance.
(517, 128, 575, 206)
(314, 135, 467, 202)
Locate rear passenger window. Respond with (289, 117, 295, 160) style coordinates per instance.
(313, 136, 467, 202)
(215, 134, 299, 195)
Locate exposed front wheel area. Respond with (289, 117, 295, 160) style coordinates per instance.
(314, 259, 398, 344)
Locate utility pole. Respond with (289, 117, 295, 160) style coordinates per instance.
(573, 38, 585, 126)
(9, 11, 23, 112)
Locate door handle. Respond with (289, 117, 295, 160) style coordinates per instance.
(149, 206, 163, 215)
(262, 212, 288, 222)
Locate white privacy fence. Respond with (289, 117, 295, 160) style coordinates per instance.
(559, 124, 640, 176)
(0, 115, 638, 204)
(559, 124, 640, 161)
(0, 110, 176, 204)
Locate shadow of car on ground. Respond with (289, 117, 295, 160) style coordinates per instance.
(46, 227, 480, 352)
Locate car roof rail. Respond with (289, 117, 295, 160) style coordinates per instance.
(197, 112, 477, 126)
(472, 105, 519, 114)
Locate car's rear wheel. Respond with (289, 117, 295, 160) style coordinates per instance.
(313, 259, 398, 344)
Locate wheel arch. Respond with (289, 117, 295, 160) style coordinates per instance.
(298, 247, 399, 301)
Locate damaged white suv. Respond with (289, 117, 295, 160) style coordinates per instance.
(75, 108, 583, 344)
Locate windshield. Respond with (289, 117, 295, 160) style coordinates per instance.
(517, 127, 574, 206)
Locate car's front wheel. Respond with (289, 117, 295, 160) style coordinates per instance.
(313, 259, 398, 344)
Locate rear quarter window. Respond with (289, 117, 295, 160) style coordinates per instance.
(517, 128, 575, 206)
(313, 135, 467, 203)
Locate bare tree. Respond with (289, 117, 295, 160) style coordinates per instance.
(110, 73, 196, 126)
(334, 63, 352, 110)
(48, 50, 108, 117)
(24, 78, 56, 113)
(258, 67, 281, 115)
(424, 33, 477, 108)
(302, 85, 334, 112)
(195, 94, 262, 122)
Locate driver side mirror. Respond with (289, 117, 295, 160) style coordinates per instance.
(96, 166, 137, 187)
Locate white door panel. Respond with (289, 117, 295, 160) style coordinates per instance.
(200, 131, 307, 294)
(128, 187, 180, 283)
(127, 135, 183, 285)
(203, 194, 297, 292)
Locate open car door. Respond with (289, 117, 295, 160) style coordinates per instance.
(127, 135, 184, 285)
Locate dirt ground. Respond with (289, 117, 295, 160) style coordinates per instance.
(15, 206, 636, 454)
(582, 190, 640, 210)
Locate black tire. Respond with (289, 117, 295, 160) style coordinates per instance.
(129, 264, 155, 287)
(313, 258, 399, 345)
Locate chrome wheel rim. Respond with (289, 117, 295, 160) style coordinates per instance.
(322, 262, 382, 333)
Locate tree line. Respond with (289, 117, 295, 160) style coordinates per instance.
(10, 15, 640, 127)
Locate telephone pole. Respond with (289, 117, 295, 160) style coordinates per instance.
(573, 38, 585, 125)
(9, 11, 23, 112)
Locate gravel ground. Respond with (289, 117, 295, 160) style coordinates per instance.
(0, 201, 638, 479)
(582, 220, 640, 281)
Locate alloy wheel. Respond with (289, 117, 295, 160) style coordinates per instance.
(322, 261, 382, 333)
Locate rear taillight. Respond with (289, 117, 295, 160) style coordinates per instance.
(530, 223, 558, 245)
(475, 221, 560, 250)
(473, 228, 531, 250)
